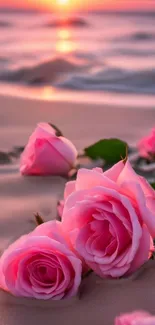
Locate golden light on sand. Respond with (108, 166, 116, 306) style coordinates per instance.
(41, 87, 55, 100)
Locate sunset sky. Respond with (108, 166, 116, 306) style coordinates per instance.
(0, 0, 155, 12)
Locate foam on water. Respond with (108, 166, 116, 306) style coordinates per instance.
(56, 68, 155, 94)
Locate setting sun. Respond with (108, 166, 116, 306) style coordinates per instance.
(0, 0, 155, 12)
(55, 0, 71, 13)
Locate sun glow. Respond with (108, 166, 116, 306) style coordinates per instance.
(57, 0, 69, 5)
(57, 0, 70, 8)
(55, 0, 71, 14)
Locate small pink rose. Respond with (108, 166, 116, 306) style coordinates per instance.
(0, 221, 82, 300)
(62, 162, 155, 278)
(115, 311, 155, 325)
(138, 128, 155, 160)
(20, 123, 77, 176)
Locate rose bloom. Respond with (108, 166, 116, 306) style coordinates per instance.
(20, 123, 77, 176)
(138, 128, 155, 160)
(62, 161, 155, 278)
(0, 221, 82, 300)
(115, 311, 155, 325)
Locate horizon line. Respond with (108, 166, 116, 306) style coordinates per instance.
(0, 6, 155, 14)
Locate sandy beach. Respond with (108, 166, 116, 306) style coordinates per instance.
(0, 93, 155, 245)
(1, 93, 155, 149)
(0, 93, 155, 324)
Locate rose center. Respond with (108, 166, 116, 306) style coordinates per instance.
(27, 253, 63, 287)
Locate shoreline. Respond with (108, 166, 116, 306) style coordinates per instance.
(0, 83, 155, 109)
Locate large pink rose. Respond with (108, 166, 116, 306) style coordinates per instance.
(20, 123, 77, 176)
(62, 161, 155, 278)
(138, 128, 155, 160)
(0, 221, 82, 300)
(115, 311, 155, 325)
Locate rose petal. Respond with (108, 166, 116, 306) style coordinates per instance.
(75, 168, 119, 191)
(64, 181, 76, 200)
(104, 160, 124, 181)
(127, 224, 153, 275)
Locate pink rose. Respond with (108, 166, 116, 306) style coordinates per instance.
(0, 221, 82, 300)
(138, 128, 155, 160)
(20, 123, 77, 176)
(62, 161, 155, 278)
(115, 311, 155, 325)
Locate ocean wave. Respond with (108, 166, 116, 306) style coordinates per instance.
(45, 17, 89, 28)
(0, 20, 12, 28)
(1, 55, 155, 95)
(0, 57, 90, 85)
(117, 31, 155, 42)
(131, 32, 155, 41)
(0, 57, 9, 63)
(55, 67, 155, 94)
(114, 48, 155, 57)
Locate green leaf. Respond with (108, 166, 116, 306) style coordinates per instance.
(48, 123, 63, 137)
(150, 183, 155, 190)
(84, 138, 127, 163)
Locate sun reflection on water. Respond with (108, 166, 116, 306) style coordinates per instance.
(55, 28, 76, 54)
(58, 28, 70, 39)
